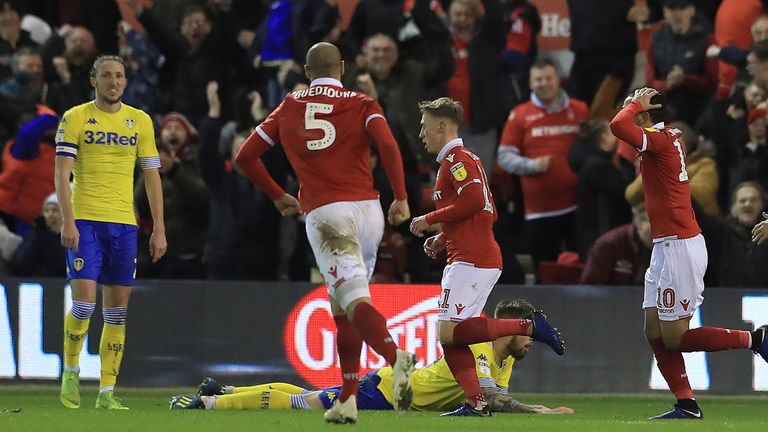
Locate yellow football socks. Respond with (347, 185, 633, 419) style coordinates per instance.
(234, 382, 306, 395)
(216, 390, 293, 410)
(99, 323, 126, 389)
(63, 313, 90, 369)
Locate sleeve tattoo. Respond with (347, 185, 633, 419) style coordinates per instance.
(483, 387, 541, 414)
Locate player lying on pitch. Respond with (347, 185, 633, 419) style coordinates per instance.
(170, 299, 573, 416)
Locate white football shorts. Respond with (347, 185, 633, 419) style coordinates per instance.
(305, 199, 384, 309)
(438, 262, 501, 322)
(642, 234, 707, 321)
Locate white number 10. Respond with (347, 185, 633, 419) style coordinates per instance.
(305, 103, 336, 150)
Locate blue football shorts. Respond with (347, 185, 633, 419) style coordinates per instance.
(66, 220, 138, 286)
(318, 371, 393, 410)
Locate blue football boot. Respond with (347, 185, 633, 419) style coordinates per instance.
(170, 394, 205, 410)
(530, 310, 565, 355)
(198, 377, 225, 396)
(440, 402, 491, 417)
(650, 404, 703, 420)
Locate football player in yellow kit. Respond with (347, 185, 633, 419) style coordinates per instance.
(171, 299, 573, 415)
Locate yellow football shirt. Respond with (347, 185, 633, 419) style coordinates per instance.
(377, 342, 514, 411)
(55, 101, 159, 225)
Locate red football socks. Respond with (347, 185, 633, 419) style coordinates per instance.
(649, 338, 694, 400)
(334, 315, 362, 402)
(679, 326, 751, 352)
(443, 344, 484, 407)
(451, 316, 532, 345)
(351, 302, 397, 366)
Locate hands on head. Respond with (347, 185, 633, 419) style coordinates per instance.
(631, 87, 663, 112)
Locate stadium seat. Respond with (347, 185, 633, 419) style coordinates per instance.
(538, 251, 584, 285)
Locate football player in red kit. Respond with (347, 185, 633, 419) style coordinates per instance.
(234, 42, 416, 424)
(409, 97, 565, 417)
(610, 87, 768, 420)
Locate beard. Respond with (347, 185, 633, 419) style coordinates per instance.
(100, 91, 123, 104)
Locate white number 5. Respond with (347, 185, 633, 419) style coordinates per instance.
(305, 103, 336, 150)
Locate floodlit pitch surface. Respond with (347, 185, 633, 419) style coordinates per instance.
(0, 386, 766, 432)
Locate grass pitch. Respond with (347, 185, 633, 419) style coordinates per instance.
(0, 385, 766, 432)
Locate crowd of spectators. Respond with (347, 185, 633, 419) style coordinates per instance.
(0, 0, 767, 288)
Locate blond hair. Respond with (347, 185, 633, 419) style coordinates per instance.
(418, 97, 464, 127)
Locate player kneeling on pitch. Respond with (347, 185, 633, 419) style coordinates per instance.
(170, 298, 573, 416)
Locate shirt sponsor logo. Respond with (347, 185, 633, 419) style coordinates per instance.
(83, 131, 138, 146)
(530, 124, 579, 137)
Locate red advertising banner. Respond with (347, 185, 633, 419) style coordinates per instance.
(530, 0, 570, 51)
(284, 284, 444, 388)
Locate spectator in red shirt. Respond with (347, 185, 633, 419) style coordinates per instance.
(496, 59, 589, 269)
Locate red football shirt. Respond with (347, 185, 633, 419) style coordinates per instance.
(425, 139, 502, 269)
(239, 78, 407, 213)
(609, 101, 701, 240)
(499, 96, 590, 218)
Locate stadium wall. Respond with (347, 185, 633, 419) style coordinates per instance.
(1, 279, 767, 394)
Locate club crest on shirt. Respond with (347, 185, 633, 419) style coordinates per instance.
(125, 118, 136, 130)
(450, 162, 467, 181)
(73, 258, 85, 271)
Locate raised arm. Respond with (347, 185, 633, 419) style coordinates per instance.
(610, 101, 646, 150)
(609, 88, 662, 150)
(12, 114, 59, 160)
